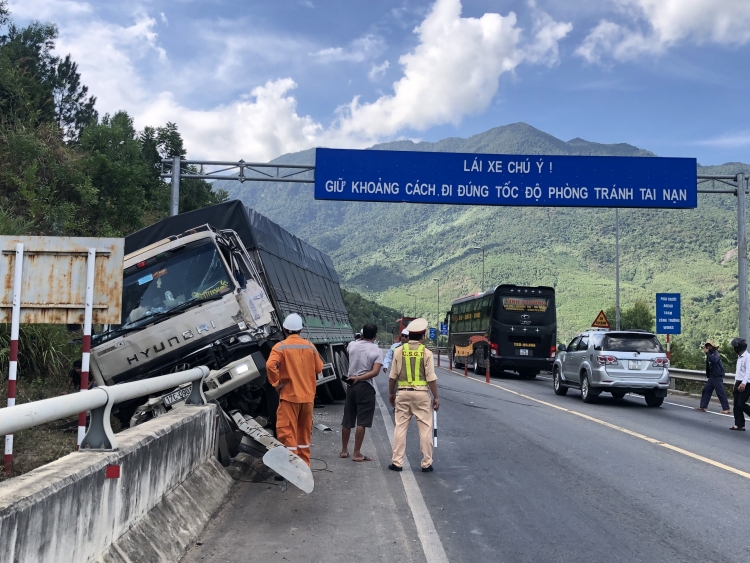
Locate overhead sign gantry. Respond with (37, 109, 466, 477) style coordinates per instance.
(313, 148, 697, 208)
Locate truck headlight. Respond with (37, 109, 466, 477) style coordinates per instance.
(235, 363, 249, 375)
(238, 335, 252, 343)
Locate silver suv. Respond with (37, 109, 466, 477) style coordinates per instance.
(552, 329, 670, 407)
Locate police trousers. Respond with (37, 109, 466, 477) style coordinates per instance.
(276, 400, 313, 466)
(391, 389, 433, 469)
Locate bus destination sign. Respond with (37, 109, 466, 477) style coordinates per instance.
(314, 148, 697, 209)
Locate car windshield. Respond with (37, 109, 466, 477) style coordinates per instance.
(94, 241, 232, 342)
(603, 334, 663, 353)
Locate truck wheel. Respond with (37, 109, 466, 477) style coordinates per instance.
(316, 381, 335, 404)
(329, 351, 347, 401)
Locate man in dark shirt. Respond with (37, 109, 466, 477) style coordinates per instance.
(66, 360, 82, 393)
(695, 340, 730, 413)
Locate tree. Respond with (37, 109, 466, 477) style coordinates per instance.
(52, 54, 97, 142)
(604, 300, 654, 332)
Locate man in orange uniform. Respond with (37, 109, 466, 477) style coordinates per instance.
(267, 313, 323, 466)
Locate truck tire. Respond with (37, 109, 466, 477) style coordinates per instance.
(316, 380, 335, 403)
(326, 350, 346, 400)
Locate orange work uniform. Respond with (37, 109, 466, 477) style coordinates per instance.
(266, 334, 324, 466)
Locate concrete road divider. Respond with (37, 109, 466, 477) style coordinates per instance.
(0, 404, 232, 563)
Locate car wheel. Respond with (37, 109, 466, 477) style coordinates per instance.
(611, 391, 626, 400)
(645, 393, 664, 408)
(581, 373, 598, 403)
(553, 368, 568, 396)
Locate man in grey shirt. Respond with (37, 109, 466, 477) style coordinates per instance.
(340, 323, 383, 461)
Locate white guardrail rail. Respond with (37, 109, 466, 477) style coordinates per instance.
(0, 366, 209, 451)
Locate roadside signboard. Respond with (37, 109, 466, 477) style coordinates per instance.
(0, 236, 124, 324)
(429, 327, 437, 340)
(314, 148, 697, 209)
(440, 322, 448, 335)
(656, 293, 681, 334)
(592, 310, 611, 329)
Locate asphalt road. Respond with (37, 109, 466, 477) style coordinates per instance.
(183, 365, 750, 563)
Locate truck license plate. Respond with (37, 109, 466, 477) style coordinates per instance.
(163, 385, 192, 406)
(519, 349, 529, 356)
(628, 360, 640, 370)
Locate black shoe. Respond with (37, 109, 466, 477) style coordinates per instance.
(388, 464, 403, 472)
(421, 465, 433, 472)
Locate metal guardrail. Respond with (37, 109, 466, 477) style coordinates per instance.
(0, 366, 209, 451)
(668, 368, 736, 385)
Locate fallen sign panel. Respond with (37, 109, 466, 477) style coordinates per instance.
(314, 148, 697, 209)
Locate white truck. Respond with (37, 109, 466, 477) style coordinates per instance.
(89, 201, 354, 490)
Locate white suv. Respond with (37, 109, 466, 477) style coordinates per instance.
(552, 330, 670, 407)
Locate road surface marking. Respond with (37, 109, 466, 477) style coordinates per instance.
(663, 399, 733, 417)
(454, 373, 750, 482)
(374, 385, 449, 563)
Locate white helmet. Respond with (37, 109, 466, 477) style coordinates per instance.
(283, 313, 304, 331)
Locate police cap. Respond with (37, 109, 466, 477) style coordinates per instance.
(406, 318, 429, 334)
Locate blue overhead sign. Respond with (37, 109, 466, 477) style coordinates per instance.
(656, 293, 681, 334)
(314, 148, 697, 208)
(429, 327, 437, 340)
(440, 322, 448, 335)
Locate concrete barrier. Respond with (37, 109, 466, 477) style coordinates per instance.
(0, 404, 233, 563)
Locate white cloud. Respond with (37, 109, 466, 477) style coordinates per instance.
(368, 60, 390, 80)
(8, 0, 92, 20)
(139, 79, 324, 161)
(578, 0, 750, 63)
(35, 0, 571, 161)
(311, 34, 385, 63)
(330, 0, 571, 141)
(160, 12, 168, 25)
(694, 131, 750, 148)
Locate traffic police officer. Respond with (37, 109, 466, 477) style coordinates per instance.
(388, 318, 440, 472)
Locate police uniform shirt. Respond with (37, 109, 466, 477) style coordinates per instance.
(389, 341, 437, 386)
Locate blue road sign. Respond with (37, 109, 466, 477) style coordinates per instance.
(440, 322, 448, 335)
(429, 327, 437, 340)
(656, 293, 681, 334)
(314, 148, 697, 209)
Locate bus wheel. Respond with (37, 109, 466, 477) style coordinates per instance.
(473, 352, 485, 375)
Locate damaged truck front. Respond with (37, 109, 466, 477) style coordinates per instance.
(89, 201, 354, 491)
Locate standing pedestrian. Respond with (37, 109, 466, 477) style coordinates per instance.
(731, 337, 750, 431)
(340, 323, 383, 462)
(266, 313, 324, 466)
(383, 329, 409, 373)
(388, 318, 440, 473)
(694, 340, 731, 414)
(65, 360, 82, 393)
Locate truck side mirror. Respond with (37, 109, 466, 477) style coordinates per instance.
(558, 344, 566, 352)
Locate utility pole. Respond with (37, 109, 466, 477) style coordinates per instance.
(615, 208, 621, 331)
(170, 156, 181, 216)
(433, 278, 440, 345)
(739, 173, 748, 341)
(472, 246, 485, 292)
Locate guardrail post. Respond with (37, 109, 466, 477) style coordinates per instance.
(4, 242, 24, 474)
(185, 379, 207, 406)
(80, 388, 117, 451)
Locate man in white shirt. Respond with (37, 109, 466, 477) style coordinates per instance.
(383, 329, 409, 373)
(340, 324, 383, 461)
(730, 337, 750, 431)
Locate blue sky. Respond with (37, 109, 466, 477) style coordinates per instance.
(9, 0, 750, 165)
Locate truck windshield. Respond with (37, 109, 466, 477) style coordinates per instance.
(95, 241, 232, 341)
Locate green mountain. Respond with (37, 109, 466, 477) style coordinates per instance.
(216, 123, 750, 349)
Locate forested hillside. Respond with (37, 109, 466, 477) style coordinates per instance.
(218, 123, 750, 351)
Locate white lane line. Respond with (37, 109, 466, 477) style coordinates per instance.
(663, 400, 733, 417)
(374, 385, 449, 563)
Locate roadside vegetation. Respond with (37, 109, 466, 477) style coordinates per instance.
(0, 2, 227, 477)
